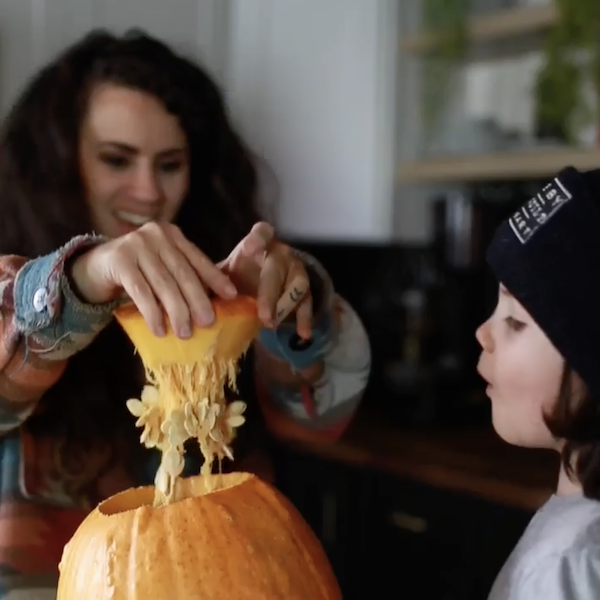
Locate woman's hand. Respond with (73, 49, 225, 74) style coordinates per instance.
(69, 222, 237, 338)
(218, 222, 313, 339)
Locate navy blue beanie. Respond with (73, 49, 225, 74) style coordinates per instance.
(487, 166, 600, 398)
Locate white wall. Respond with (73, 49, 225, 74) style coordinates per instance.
(0, 0, 230, 114)
(0, 0, 409, 243)
(226, 0, 400, 242)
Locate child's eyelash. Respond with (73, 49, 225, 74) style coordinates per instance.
(505, 316, 526, 332)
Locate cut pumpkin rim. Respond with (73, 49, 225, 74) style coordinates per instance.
(98, 472, 254, 517)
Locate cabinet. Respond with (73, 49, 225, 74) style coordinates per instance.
(275, 448, 533, 600)
(274, 450, 367, 597)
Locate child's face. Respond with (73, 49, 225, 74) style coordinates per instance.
(476, 285, 564, 449)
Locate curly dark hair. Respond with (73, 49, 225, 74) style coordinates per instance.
(0, 29, 269, 487)
(545, 366, 600, 500)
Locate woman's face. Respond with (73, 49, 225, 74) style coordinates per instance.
(79, 83, 190, 239)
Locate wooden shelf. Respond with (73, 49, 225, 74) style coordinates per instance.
(398, 148, 600, 183)
(402, 4, 557, 54)
(285, 407, 557, 511)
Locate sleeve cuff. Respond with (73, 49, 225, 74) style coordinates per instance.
(257, 249, 336, 371)
(13, 234, 117, 342)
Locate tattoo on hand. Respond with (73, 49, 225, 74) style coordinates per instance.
(289, 286, 304, 303)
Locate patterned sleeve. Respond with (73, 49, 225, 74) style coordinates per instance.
(254, 250, 371, 443)
(0, 235, 117, 434)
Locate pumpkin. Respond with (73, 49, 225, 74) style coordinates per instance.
(56, 472, 342, 599)
(56, 296, 342, 599)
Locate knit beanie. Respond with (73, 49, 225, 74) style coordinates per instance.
(486, 166, 600, 398)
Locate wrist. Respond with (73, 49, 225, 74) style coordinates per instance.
(258, 308, 333, 371)
(68, 248, 113, 305)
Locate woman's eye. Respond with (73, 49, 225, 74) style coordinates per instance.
(160, 161, 184, 174)
(101, 155, 130, 169)
(505, 316, 526, 332)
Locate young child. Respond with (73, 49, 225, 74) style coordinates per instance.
(477, 166, 600, 600)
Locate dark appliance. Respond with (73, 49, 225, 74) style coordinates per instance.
(288, 178, 545, 427)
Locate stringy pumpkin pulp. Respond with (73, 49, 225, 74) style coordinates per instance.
(115, 296, 261, 506)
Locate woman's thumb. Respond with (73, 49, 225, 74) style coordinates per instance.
(240, 222, 275, 257)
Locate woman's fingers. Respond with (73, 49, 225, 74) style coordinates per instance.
(157, 242, 215, 329)
(108, 222, 315, 341)
(293, 294, 313, 340)
(256, 252, 286, 327)
(217, 221, 275, 277)
(117, 223, 236, 338)
(136, 248, 193, 338)
(169, 225, 238, 300)
(117, 259, 165, 337)
(240, 222, 275, 257)
(275, 262, 312, 334)
(254, 241, 312, 333)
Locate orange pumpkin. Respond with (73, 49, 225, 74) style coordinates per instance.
(114, 295, 262, 370)
(57, 472, 342, 599)
(56, 296, 342, 599)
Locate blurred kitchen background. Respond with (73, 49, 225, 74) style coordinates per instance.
(1, 0, 594, 597)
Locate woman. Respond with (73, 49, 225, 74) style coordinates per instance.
(0, 29, 371, 597)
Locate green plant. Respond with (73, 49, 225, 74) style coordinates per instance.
(418, 0, 600, 144)
(534, 0, 600, 143)
(420, 0, 470, 135)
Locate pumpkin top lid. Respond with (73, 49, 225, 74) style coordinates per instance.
(115, 296, 260, 369)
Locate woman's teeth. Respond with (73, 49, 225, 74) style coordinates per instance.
(117, 211, 154, 226)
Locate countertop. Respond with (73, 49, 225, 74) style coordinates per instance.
(285, 404, 559, 512)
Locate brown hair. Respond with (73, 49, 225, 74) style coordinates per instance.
(0, 29, 269, 482)
(545, 365, 600, 499)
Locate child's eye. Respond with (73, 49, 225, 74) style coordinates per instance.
(505, 316, 526, 332)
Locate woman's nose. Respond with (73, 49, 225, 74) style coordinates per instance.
(131, 166, 161, 202)
(475, 319, 494, 353)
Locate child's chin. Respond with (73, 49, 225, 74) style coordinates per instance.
(492, 423, 521, 446)
(491, 415, 555, 449)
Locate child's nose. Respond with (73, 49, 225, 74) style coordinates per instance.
(475, 319, 494, 353)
